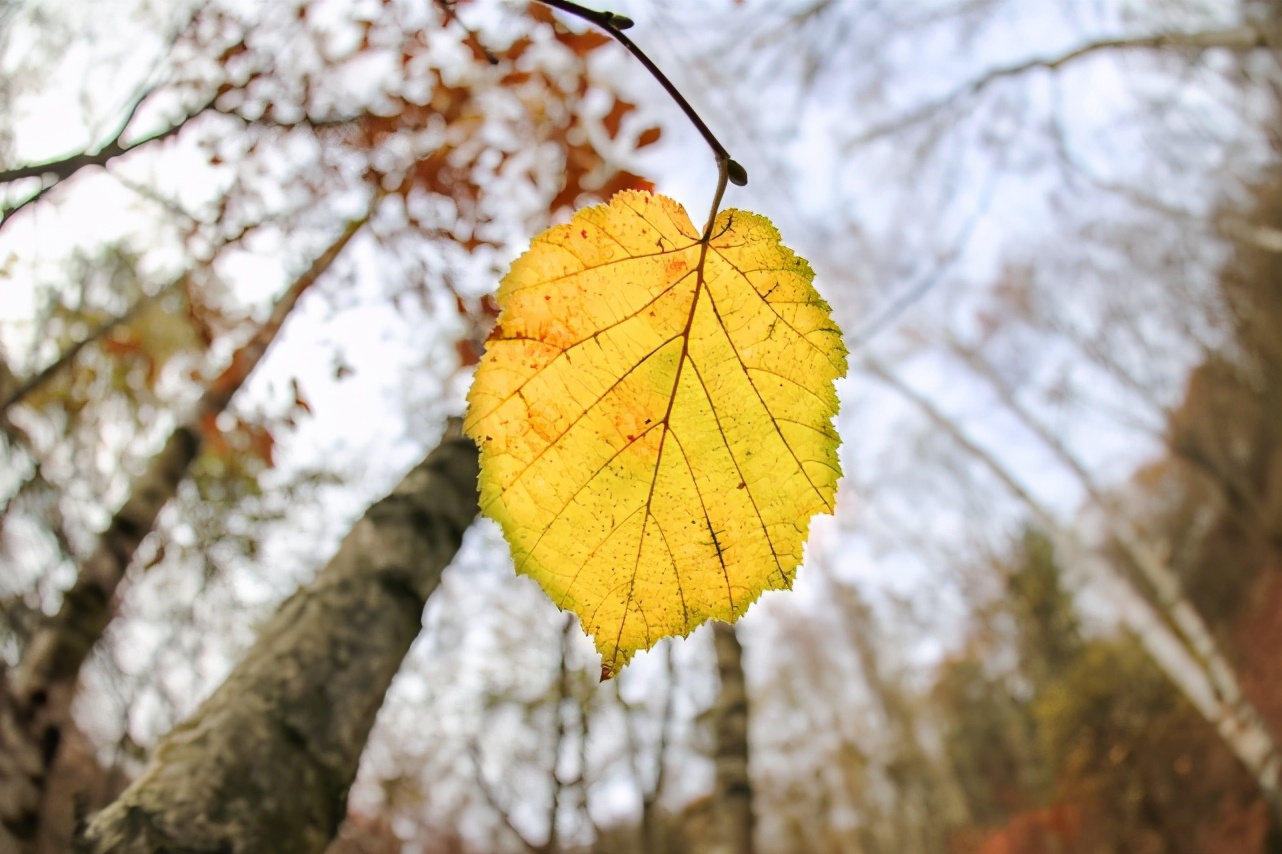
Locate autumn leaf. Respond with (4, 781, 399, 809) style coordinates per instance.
(465, 191, 846, 678)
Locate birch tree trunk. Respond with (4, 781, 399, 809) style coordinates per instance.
(79, 431, 480, 854)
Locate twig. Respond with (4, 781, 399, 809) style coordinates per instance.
(0, 91, 222, 231)
(846, 26, 1272, 149)
(0, 180, 56, 225)
(468, 739, 540, 853)
(434, 0, 498, 64)
(0, 92, 220, 187)
(534, 0, 747, 238)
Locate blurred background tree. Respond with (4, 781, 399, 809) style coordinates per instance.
(3, 0, 1282, 852)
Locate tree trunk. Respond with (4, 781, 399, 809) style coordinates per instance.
(710, 622, 753, 854)
(79, 431, 480, 854)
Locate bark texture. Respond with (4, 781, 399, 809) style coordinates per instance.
(0, 217, 366, 850)
(710, 622, 753, 854)
(79, 433, 480, 854)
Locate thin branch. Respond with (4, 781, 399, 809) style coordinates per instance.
(0, 91, 220, 187)
(434, 0, 498, 64)
(949, 337, 1267, 537)
(862, 357, 1045, 512)
(196, 212, 369, 412)
(1047, 125, 1282, 258)
(0, 91, 223, 232)
(847, 26, 1272, 148)
(469, 740, 541, 854)
(0, 180, 56, 224)
(534, 0, 747, 237)
(107, 84, 164, 154)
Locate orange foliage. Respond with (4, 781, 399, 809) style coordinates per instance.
(966, 804, 1081, 854)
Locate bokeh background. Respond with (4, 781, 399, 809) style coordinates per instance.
(3, 0, 1282, 851)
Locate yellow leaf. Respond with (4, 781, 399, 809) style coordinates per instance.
(465, 191, 846, 678)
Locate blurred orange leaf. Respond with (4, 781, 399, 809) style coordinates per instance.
(602, 98, 636, 139)
(636, 126, 662, 148)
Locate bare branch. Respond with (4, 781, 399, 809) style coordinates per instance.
(949, 337, 1266, 538)
(862, 357, 1045, 511)
(469, 741, 541, 854)
(0, 92, 219, 186)
(106, 84, 165, 156)
(847, 26, 1272, 148)
(0, 180, 55, 225)
(0, 91, 222, 232)
(535, 0, 745, 242)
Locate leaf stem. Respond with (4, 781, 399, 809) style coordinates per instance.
(701, 162, 730, 245)
(534, 0, 746, 239)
